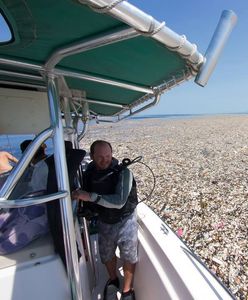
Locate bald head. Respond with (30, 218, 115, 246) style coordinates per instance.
(90, 140, 112, 170)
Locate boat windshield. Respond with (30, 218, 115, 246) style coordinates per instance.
(0, 12, 13, 43)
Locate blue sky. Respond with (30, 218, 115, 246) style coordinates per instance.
(131, 0, 248, 115)
(0, 15, 12, 42)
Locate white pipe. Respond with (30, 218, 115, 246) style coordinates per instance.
(80, 0, 204, 67)
(45, 27, 138, 70)
(55, 68, 153, 94)
(0, 128, 53, 199)
(0, 58, 153, 94)
(78, 101, 90, 141)
(73, 97, 126, 108)
(0, 191, 68, 208)
(47, 75, 83, 300)
(195, 10, 237, 87)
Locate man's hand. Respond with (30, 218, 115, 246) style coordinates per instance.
(0, 151, 18, 174)
(72, 189, 91, 201)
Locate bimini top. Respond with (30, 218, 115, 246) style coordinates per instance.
(0, 0, 236, 119)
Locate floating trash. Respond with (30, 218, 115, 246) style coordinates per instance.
(82, 115, 248, 299)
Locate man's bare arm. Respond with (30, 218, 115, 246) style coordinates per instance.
(0, 151, 18, 174)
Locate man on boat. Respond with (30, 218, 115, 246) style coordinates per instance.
(19, 139, 49, 194)
(73, 140, 138, 300)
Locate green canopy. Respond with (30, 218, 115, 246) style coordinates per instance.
(0, 0, 204, 117)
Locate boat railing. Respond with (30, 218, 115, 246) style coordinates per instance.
(0, 191, 68, 208)
(0, 127, 53, 199)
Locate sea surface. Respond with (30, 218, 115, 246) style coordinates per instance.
(130, 112, 247, 120)
(82, 114, 248, 299)
(0, 113, 246, 158)
(130, 113, 205, 120)
(0, 134, 53, 159)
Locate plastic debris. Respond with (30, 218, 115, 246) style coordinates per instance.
(177, 227, 183, 237)
(82, 115, 248, 299)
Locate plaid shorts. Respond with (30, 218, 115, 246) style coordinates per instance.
(98, 211, 138, 264)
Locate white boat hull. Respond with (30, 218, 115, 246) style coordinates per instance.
(134, 202, 233, 299)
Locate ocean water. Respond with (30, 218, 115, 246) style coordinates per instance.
(0, 113, 239, 157)
(0, 135, 53, 159)
(0, 114, 207, 157)
(0, 135, 33, 158)
(130, 112, 248, 120)
(130, 113, 204, 120)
